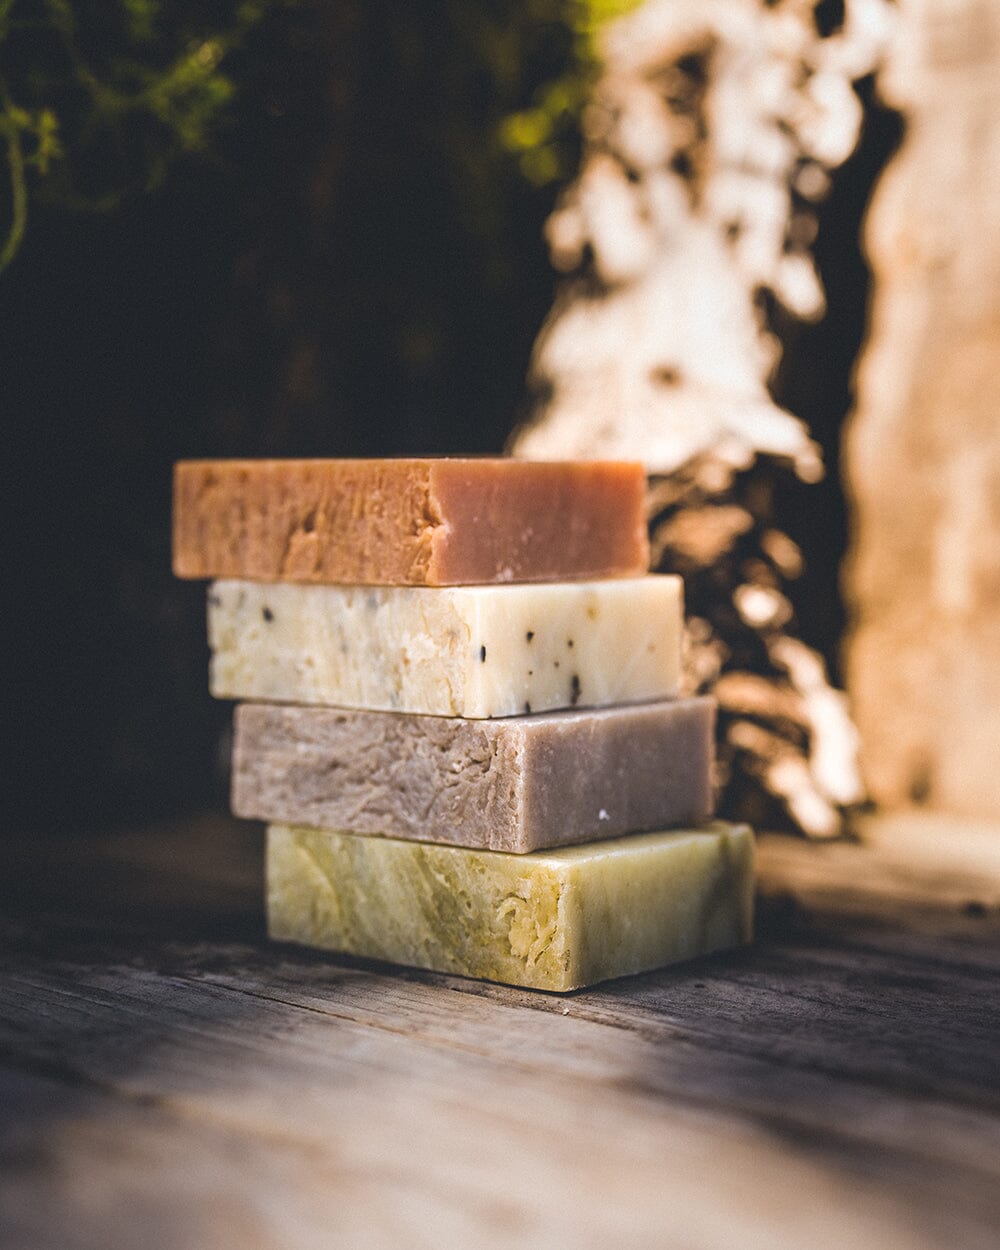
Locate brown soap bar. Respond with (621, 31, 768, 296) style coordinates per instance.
(173, 458, 648, 585)
(232, 697, 714, 853)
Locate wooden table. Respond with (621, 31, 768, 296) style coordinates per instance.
(2, 812, 998, 1250)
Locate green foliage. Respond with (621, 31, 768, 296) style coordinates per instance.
(0, 0, 283, 270)
(498, 0, 641, 185)
(0, 0, 633, 274)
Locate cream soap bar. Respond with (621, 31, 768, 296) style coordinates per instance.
(233, 698, 714, 852)
(173, 458, 649, 585)
(266, 822, 754, 992)
(209, 576, 682, 717)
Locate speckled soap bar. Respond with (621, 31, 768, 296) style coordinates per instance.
(173, 458, 648, 585)
(266, 822, 754, 992)
(208, 576, 682, 717)
(232, 697, 714, 852)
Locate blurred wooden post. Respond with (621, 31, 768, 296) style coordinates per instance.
(845, 0, 1000, 816)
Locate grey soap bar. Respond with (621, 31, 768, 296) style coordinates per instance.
(232, 697, 715, 853)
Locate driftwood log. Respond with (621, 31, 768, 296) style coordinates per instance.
(512, 0, 894, 836)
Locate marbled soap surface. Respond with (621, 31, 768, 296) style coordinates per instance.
(266, 823, 754, 992)
(209, 577, 682, 717)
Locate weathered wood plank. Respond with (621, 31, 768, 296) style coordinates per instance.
(5, 932, 999, 1138)
(2, 927, 999, 1248)
(758, 811, 1000, 922)
(0, 1057, 964, 1250)
(2, 812, 999, 1250)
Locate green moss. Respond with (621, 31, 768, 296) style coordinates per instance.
(497, 0, 643, 185)
(0, 0, 285, 270)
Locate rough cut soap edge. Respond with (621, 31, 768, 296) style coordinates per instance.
(230, 701, 529, 851)
(265, 824, 574, 990)
(172, 459, 443, 584)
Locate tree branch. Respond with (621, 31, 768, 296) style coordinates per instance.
(0, 79, 28, 272)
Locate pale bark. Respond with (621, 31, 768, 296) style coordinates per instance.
(845, 0, 1000, 816)
(512, 0, 891, 836)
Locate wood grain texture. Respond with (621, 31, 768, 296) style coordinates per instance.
(1, 813, 999, 1250)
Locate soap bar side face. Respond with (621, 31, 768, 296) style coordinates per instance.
(209, 576, 683, 717)
(427, 459, 649, 584)
(565, 825, 755, 988)
(519, 697, 715, 847)
(232, 697, 713, 852)
(266, 823, 754, 992)
(173, 458, 648, 585)
(461, 577, 683, 718)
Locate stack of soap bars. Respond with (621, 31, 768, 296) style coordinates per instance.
(173, 458, 753, 991)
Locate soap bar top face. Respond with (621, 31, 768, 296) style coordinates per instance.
(266, 822, 754, 992)
(173, 458, 649, 585)
(232, 697, 714, 852)
(209, 575, 682, 718)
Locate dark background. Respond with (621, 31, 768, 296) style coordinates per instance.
(2, 4, 898, 834)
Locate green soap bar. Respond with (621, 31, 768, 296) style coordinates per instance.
(266, 822, 754, 992)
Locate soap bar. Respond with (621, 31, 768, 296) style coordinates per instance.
(173, 458, 649, 585)
(209, 576, 682, 717)
(233, 697, 714, 852)
(266, 822, 754, 992)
